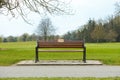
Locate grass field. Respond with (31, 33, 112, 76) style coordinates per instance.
(0, 41, 120, 66)
(0, 77, 120, 80)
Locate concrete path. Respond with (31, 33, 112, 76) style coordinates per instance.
(16, 60, 103, 66)
(0, 66, 120, 78)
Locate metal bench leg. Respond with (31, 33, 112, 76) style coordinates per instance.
(35, 47, 39, 63)
(83, 47, 86, 63)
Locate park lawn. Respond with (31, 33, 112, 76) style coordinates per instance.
(0, 77, 120, 80)
(0, 41, 120, 66)
(87, 43, 120, 65)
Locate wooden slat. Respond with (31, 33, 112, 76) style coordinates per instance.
(39, 45, 83, 48)
(37, 41, 84, 48)
(38, 50, 84, 52)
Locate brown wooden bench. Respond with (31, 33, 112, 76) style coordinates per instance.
(35, 40, 86, 63)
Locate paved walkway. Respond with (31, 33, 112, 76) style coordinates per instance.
(0, 66, 120, 78)
(16, 60, 103, 66)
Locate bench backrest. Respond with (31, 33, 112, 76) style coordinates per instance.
(37, 41, 85, 48)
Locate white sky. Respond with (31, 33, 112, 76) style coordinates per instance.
(0, 0, 119, 37)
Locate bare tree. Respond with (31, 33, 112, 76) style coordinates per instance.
(0, 0, 69, 22)
(36, 17, 55, 41)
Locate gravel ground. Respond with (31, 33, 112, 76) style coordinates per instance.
(0, 66, 120, 78)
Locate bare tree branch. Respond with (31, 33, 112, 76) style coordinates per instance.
(0, 0, 70, 22)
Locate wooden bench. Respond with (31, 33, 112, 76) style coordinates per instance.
(35, 40, 86, 63)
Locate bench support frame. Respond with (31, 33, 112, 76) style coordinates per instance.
(35, 41, 86, 63)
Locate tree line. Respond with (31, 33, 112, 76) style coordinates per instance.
(63, 14, 120, 42)
(1, 2, 120, 43)
(1, 14, 120, 43)
(0, 17, 59, 43)
(0, 1, 120, 43)
(63, 2, 120, 42)
(0, 33, 37, 42)
(0, 33, 60, 42)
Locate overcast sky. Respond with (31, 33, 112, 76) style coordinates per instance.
(0, 0, 119, 37)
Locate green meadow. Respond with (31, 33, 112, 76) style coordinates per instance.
(0, 41, 120, 66)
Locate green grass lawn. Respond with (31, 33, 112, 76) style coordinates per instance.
(0, 41, 120, 66)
